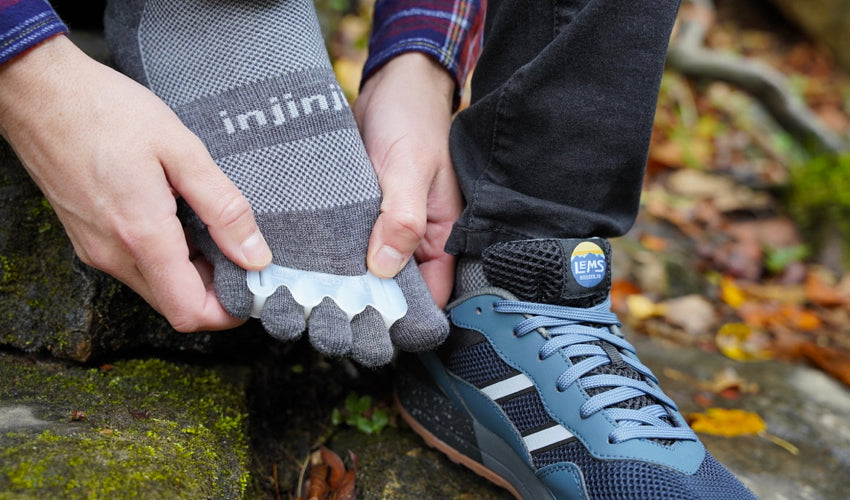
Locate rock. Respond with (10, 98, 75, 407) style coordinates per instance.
(0, 139, 268, 361)
(0, 350, 250, 498)
(634, 335, 850, 500)
(329, 427, 511, 500)
(767, 0, 850, 72)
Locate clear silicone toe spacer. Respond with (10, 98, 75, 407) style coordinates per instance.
(246, 263, 408, 328)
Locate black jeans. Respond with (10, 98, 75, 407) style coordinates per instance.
(445, 0, 682, 257)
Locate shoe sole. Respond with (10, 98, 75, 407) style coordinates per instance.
(395, 392, 523, 499)
(395, 353, 559, 500)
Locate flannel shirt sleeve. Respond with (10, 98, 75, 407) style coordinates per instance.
(0, 0, 67, 65)
(362, 0, 485, 108)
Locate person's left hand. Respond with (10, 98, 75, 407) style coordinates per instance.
(354, 52, 462, 308)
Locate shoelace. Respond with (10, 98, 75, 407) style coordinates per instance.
(494, 298, 698, 444)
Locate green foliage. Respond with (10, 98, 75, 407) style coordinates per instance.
(764, 244, 809, 274)
(788, 153, 850, 265)
(331, 392, 389, 435)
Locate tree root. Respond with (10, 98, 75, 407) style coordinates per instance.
(666, 0, 848, 154)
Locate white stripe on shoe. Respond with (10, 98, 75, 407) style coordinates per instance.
(481, 373, 535, 401)
(523, 424, 575, 453)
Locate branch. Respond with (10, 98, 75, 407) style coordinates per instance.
(666, 0, 848, 154)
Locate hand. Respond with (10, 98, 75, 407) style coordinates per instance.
(354, 53, 462, 308)
(0, 36, 272, 332)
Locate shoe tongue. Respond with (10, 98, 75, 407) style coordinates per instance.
(483, 238, 676, 434)
(481, 238, 611, 307)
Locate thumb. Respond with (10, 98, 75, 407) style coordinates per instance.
(367, 171, 428, 279)
(162, 134, 272, 270)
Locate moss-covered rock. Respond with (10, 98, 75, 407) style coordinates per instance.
(0, 138, 269, 361)
(0, 350, 249, 499)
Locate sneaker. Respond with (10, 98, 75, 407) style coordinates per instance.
(395, 238, 757, 499)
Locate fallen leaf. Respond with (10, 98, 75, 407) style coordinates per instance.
(297, 447, 357, 500)
(626, 294, 665, 321)
(738, 282, 805, 304)
(738, 302, 821, 332)
(694, 393, 714, 407)
(129, 409, 152, 420)
(666, 169, 772, 212)
(716, 323, 773, 361)
(805, 271, 847, 307)
(663, 295, 718, 337)
(688, 408, 766, 436)
(782, 305, 822, 331)
(640, 234, 669, 252)
(320, 446, 345, 490)
(307, 464, 328, 500)
(720, 276, 746, 309)
(799, 343, 850, 386)
(610, 279, 641, 314)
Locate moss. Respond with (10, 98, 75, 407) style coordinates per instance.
(0, 186, 86, 359)
(0, 353, 249, 499)
(788, 153, 850, 264)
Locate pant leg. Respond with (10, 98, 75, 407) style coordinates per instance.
(446, 0, 681, 257)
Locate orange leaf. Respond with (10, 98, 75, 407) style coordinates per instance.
(610, 279, 641, 313)
(640, 234, 669, 252)
(799, 343, 850, 386)
(781, 304, 822, 331)
(336, 470, 357, 500)
(688, 408, 766, 437)
(805, 272, 847, 307)
(320, 446, 346, 490)
(307, 464, 328, 500)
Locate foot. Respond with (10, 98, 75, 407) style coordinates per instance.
(395, 238, 756, 499)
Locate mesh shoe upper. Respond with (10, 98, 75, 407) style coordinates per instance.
(433, 238, 756, 499)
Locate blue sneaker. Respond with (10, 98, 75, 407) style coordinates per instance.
(395, 238, 756, 499)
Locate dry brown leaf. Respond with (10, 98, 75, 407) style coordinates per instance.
(663, 295, 718, 337)
(666, 169, 771, 212)
(320, 446, 345, 490)
(799, 343, 850, 386)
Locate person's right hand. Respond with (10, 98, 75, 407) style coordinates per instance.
(0, 35, 272, 332)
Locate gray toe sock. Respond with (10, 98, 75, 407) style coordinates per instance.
(104, 0, 447, 366)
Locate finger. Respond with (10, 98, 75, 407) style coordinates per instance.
(191, 254, 215, 289)
(367, 169, 428, 279)
(132, 216, 244, 332)
(160, 133, 272, 270)
(416, 252, 456, 308)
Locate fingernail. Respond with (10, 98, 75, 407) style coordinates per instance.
(242, 232, 272, 267)
(374, 245, 406, 277)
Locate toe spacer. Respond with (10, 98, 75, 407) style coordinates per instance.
(247, 263, 408, 328)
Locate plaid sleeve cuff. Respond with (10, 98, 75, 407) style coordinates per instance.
(0, 0, 68, 65)
(363, 0, 484, 109)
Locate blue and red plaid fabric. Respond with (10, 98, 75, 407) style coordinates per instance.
(363, 0, 485, 108)
(1, 0, 484, 106)
(0, 0, 66, 65)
